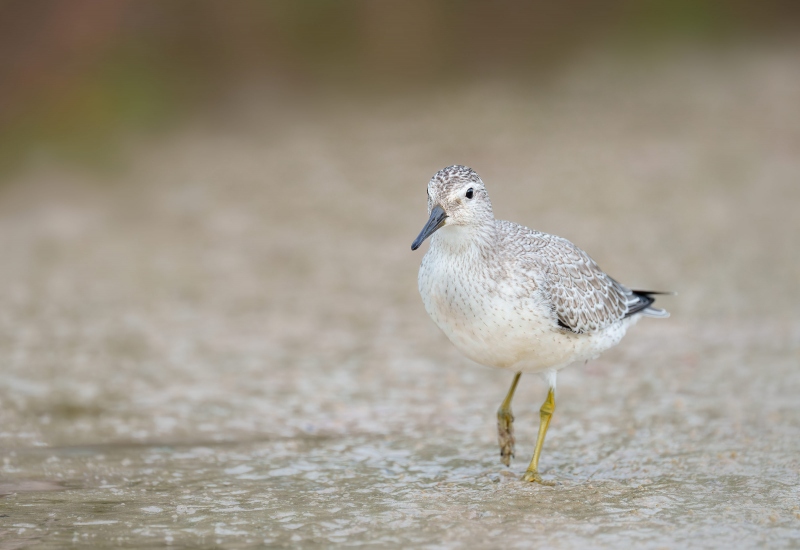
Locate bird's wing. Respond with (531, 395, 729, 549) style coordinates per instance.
(517, 228, 635, 333)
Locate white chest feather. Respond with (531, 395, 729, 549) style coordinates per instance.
(417, 231, 631, 373)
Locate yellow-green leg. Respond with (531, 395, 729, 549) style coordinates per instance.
(497, 372, 522, 466)
(522, 387, 556, 484)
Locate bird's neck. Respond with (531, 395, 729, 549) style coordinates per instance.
(430, 221, 496, 257)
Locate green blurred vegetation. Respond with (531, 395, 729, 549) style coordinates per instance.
(3, 49, 180, 171)
(0, 0, 797, 176)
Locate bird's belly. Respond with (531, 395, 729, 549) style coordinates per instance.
(444, 313, 630, 372)
(420, 282, 553, 370)
(420, 276, 632, 372)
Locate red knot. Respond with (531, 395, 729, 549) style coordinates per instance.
(411, 165, 671, 484)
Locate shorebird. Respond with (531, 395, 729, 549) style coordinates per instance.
(411, 165, 670, 484)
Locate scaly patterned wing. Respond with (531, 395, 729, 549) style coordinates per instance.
(525, 231, 633, 334)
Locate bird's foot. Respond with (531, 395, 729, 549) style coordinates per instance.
(497, 408, 515, 466)
(521, 469, 556, 485)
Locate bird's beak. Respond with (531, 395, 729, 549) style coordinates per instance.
(411, 205, 448, 251)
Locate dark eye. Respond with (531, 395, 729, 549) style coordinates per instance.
(465, 188, 474, 199)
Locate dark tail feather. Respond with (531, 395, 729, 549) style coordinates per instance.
(625, 290, 673, 318)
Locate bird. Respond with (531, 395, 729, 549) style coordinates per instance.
(411, 165, 670, 484)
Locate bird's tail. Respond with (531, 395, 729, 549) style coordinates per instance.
(630, 290, 674, 318)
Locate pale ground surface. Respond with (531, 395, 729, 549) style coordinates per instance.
(1, 45, 799, 548)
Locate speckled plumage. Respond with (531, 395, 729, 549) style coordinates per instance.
(414, 165, 668, 382)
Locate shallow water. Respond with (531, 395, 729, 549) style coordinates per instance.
(2, 45, 800, 548)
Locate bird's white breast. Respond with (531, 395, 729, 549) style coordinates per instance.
(418, 231, 632, 373)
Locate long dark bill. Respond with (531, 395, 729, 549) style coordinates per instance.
(411, 205, 448, 251)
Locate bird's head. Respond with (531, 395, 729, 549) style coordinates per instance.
(411, 165, 494, 251)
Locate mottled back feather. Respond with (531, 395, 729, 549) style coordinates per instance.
(494, 220, 651, 334)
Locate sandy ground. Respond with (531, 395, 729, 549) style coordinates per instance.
(1, 44, 799, 548)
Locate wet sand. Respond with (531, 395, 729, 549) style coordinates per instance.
(1, 45, 799, 548)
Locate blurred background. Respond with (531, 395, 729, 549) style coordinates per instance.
(1, 1, 799, 547)
(2, 0, 799, 173)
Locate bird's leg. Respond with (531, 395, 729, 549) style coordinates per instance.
(522, 387, 556, 484)
(497, 372, 522, 466)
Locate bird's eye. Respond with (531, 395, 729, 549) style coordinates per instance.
(465, 188, 474, 199)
